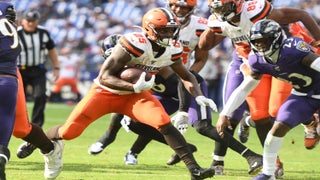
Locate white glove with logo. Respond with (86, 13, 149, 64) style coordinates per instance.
(133, 72, 155, 93)
(195, 96, 218, 112)
(171, 111, 189, 134)
(120, 115, 132, 133)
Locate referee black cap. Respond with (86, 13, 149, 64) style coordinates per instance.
(23, 10, 40, 21)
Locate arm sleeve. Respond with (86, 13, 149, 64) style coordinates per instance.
(220, 75, 260, 117)
(178, 79, 191, 112)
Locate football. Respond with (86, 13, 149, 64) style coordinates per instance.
(119, 67, 152, 83)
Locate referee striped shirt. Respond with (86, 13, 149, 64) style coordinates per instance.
(17, 25, 55, 67)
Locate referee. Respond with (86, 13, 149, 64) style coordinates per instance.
(17, 10, 60, 127)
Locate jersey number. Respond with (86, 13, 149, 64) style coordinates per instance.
(0, 19, 19, 49)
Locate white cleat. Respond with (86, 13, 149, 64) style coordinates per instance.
(88, 142, 105, 155)
(42, 140, 64, 179)
(124, 151, 138, 165)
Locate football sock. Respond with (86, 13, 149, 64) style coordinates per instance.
(23, 123, 54, 154)
(130, 135, 152, 154)
(263, 132, 284, 175)
(213, 120, 237, 156)
(193, 120, 257, 158)
(256, 119, 273, 146)
(129, 121, 166, 144)
(97, 113, 122, 147)
(159, 123, 199, 170)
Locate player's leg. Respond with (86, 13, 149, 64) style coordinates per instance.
(0, 76, 18, 180)
(238, 110, 252, 143)
(44, 84, 115, 179)
(15, 70, 56, 159)
(246, 74, 273, 146)
(302, 114, 320, 149)
(212, 56, 248, 174)
(268, 77, 292, 178)
(88, 113, 122, 155)
(49, 78, 64, 102)
(253, 95, 318, 179)
(127, 92, 215, 179)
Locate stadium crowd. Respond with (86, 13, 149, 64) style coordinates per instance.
(10, 0, 320, 97)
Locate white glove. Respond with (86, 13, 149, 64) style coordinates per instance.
(120, 115, 131, 133)
(195, 96, 218, 112)
(133, 72, 155, 93)
(171, 111, 189, 134)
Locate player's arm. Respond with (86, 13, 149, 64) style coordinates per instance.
(171, 59, 218, 111)
(268, 8, 320, 41)
(302, 52, 320, 72)
(216, 70, 262, 137)
(170, 59, 202, 97)
(189, 46, 209, 73)
(97, 44, 135, 91)
(198, 28, 226, 50)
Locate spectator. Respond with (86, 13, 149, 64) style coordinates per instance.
(49, 46, 82, 103)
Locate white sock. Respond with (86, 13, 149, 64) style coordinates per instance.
(262, 132, 284, 175)
(213, 154, 224, 161)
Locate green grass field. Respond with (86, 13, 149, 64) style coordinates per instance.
(6, 102, 320, 180)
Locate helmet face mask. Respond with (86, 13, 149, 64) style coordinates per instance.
(249, 19, 284, 63)
(168, 0, 197, 24)
(142, 8, 180, 47)
(208, 0, 243, 21)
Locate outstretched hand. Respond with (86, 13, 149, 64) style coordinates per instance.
(216, 114, 233, 138)
(195, 96, 218, 112)
(310, 40, 320, 48)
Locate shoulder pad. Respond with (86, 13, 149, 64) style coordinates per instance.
(243, 0, 272, 23)
(119, 33, 146, 58)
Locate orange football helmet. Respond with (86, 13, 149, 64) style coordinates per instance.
(142, 8, 180, 47)
(208, 0, 244, 21)
(168, 0, 197, 24)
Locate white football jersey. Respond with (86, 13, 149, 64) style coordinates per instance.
(94, 32, 183, 95)
(179, 15, 208, 68)
(207, 0, 272, 57)
(119, 32, 183, 73)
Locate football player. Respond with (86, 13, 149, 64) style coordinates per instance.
(89, 32, 263, 175)
(0, 2, 63, 179)
(42, 8, 217, 180)
(89, 0, 264, 176)
(199, 0, 320, 177)
(0, 2, 63, 180)
(0, 2, 20, 178)
(217, 19, 320, 180)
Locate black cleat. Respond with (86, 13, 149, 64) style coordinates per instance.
(0, 156, 6, 180)
(247, 154, 263, 175)
(16, 142, 37, 159)
(167, 144, 197, 165)
(191, 167, 215, 180)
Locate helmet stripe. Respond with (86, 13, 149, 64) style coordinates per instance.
(159, 8, 176, 25)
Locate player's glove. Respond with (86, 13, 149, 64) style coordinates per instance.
(310, 40, 320, 48)
(171, 111, 189, 134)
(133, 72, 155, 93)
(120, 115, 131, 133)
(195, 95, 218, 112)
